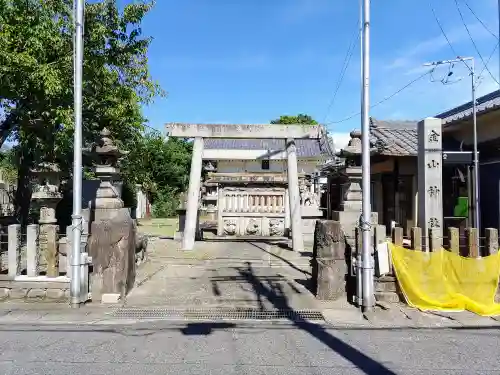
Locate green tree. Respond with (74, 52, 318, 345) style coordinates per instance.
(122, 132, 192, 217)
(0, 0, 164, 224)
(270, 114, 318, 125)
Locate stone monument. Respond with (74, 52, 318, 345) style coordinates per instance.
(86, 128, 136, 303)
(417, 118, 443, 249)
(31, 162, 62, 277)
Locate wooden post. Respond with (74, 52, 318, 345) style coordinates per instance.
(466, 228, 479, 258)
(448, 227, 459, 254)
(485, 228, 498, 256)
(410, 227, 422, 251)
(428, 228, 441, 252)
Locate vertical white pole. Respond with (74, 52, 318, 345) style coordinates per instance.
(71, 0, 84, 308)
(182, 137, 203, 250)
(286, 138, 304, 252)
(361, 0, 374, 311)
(471, 58, 480, 239)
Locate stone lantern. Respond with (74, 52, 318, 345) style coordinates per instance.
(333, 130, 380, 243)
(335, 130, 363, 212)
(89, 128, 128, 210)
(31, 162, 62, 224)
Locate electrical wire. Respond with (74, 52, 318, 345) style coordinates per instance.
(454, 0, 499, 85)
(430, 2, 473, 73)
(326, 70, 432, 124)
(322, 23, 360, 122)
(477, 42, 499, 87)
(464, 1, 499, 40)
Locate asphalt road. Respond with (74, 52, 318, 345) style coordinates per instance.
(0, 321, 499, 374)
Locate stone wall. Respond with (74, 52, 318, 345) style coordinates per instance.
(1, 281, 70, 301)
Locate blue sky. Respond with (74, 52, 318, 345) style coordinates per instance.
(134, 0, 500, 147)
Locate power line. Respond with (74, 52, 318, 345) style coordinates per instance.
(326, 70, 432, 124)
(323, 23, 360, 122)
(430, 2, 473, 73)
(477, 42, 499, 86)
(464, 1, 499, 40)
(454, 0, 499, 85)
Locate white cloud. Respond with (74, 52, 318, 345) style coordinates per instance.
(329, 132, 351, 152)
(387, 23, 492, 73)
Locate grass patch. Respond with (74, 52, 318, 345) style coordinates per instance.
(137, 217, 178, 237)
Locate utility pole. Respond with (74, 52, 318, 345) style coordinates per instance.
(424, 57, 480, 237)
(71, 0, 85, 308)
(360, 0, 374, 311)
(356, 0, 364, 309)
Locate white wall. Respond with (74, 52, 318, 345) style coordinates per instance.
(217, 159, 320, 174)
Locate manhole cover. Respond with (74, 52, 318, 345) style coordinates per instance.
(111, 308, 324, 321)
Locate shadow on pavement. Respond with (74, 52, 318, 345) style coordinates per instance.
(249, 242, 312, 277)
(180, 322, 236, 336)
(235, 261, 398, 375)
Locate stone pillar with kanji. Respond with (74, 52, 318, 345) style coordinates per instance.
(417, 117, 443, 249)
(31, 163, 62, 277)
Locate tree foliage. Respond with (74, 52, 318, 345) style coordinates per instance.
(270, 114, 318, 125)
(122, 132, 192, 217)
(0, 0, 165, 223)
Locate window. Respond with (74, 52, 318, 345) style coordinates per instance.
(261, 159, 270, 170)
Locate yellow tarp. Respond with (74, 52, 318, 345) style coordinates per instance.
(389, 243, 500, 316)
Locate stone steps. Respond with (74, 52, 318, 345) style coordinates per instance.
(375, 275, 403, 303)
(146, 257, 311, 270)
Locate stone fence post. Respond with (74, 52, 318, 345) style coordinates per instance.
(7, 224, 21, 278)
(312, 220, 346, 300)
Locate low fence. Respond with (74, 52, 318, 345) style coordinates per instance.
(312, 221, 500, 305)
(0, 224, 91, 300)
(391, 227, 498, 257)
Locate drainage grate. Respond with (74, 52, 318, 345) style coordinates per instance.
(111, 308, 324, 321)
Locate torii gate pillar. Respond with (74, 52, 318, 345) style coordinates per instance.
(166, 123, 322, 251)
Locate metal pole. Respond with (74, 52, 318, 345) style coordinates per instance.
(361, 0, 374, 311)
(423, 57, 478, 236)
(471, 58, 480, 236)
(70, 0, 84, 308)
(356, 0, 363, 308)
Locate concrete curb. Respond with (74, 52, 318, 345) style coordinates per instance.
(0, 308, 498, 330)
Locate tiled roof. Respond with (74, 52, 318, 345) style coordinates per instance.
(204, 138, 331, 158)
(436, 89, 500, 125)
(369, 118, 418, 156)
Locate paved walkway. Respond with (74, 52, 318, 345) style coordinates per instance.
(0, 238, 499, 328)
(126, 238, 318, 310)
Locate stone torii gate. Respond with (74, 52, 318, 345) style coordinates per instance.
(165, 123, 323, 252)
